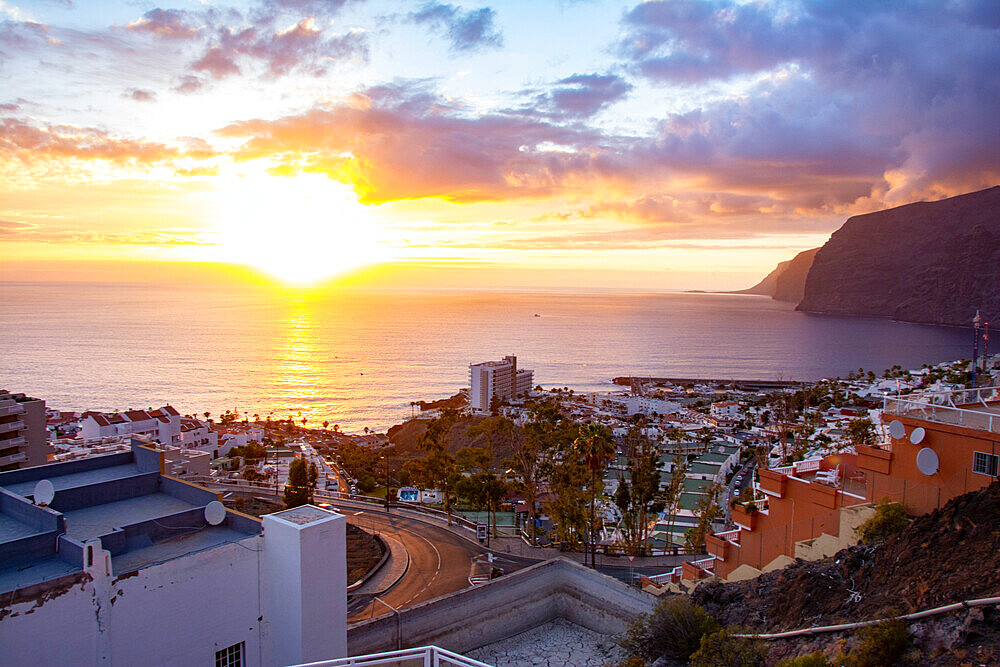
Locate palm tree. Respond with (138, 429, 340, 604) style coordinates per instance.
(573, 422, 616, 568)
(322, 420, 329, 430)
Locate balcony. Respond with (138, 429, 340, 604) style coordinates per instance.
(291, 646, 491, 667)
(0, 419, 24, 435)
(0, 403, 25, 417)
(1, 436, 26, 449)
(0, 451, 27, 467)
(884, 386, 1000, 435)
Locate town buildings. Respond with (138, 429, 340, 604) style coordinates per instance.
(0, 438, 347, 666)
(693, 385, 1000, 585)
(468, 355, 534, 412)
(79, 406, 182, 446)
(0, 390, 51, 470)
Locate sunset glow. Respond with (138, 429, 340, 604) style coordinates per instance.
(1, 1, 997, 289)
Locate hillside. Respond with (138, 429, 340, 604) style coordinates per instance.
(797, 186, 1000, 325)
(690, 481, 1000, 662)
(734, 247, 818, 302)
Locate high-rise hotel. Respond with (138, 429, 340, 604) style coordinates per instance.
(468, 355, 534, 412)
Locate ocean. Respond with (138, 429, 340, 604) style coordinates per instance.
(0, 282, 971, 432)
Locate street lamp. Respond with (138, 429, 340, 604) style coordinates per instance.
(380, 454, 390, 511)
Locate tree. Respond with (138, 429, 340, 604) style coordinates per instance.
(455, 446, 490, 473)
(284, 458, 314, 508)
(662, 451, 689, 552)
(322, 420, 329, 430)
(619, 596, 719, 663)
(574, 422, 616, 567)
(686, 482, 723, 552)
(616, 420, 663, 555)
(847, 418, 877, 448)
(856, 498, 909, 543)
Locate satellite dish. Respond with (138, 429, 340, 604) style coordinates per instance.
(909, 427, 926, 445)
(916, 448, 939, 476)
(33, 480, 55, 506)
(204, 500, 226, 526)
(888, 420, 906, 440)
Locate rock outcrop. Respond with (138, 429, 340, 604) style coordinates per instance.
(735, 247, 818, 302)
(740, 186, 999, 326)
(796, 186, 999, 326)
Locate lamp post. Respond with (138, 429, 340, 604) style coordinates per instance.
(381, 455, 390, 511)
(973, 310, 982, 388)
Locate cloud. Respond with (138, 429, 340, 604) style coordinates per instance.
(516, 73, 632, 120)
(172, 75, 205, 95)
(0, 117, 212, 165)
(124, 88, 156, 102)
(617, 0, 1000, 202)
(191, 18, 368, 80)
(218, 80, 610, 203)
(0, 220, 210, 245)
(126, 8, 201, 40)
(411, 3, 503, 52)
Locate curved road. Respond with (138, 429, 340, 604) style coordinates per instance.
(344, 509, 487, 622)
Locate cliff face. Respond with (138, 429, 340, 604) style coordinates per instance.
(797, 186, 1000, 326)
(735, 247, 818, 302)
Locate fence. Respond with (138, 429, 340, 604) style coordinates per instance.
(292, 646, 492, 667)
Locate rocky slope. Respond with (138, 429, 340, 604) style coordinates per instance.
(690, 481, 1000, 663)
(796, 186, 1000, 326)
(735, 248, 818, 302)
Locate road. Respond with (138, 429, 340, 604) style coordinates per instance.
(342, 508, 501, 623)
(725, 456, 756, 523)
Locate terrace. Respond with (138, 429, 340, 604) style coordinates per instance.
(884, 386, 1000, 435)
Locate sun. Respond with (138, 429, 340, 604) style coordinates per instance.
(210, 166, 380, 285)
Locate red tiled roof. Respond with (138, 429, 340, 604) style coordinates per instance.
(125, 410, 152, 422)
(161, 405, 180, 416)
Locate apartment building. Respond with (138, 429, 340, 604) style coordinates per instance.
(468, 355, 534, 412)
(695, 385, 1000, 584)
(80, 405, 181, 445)
(0, 439, 347, 666)
(0, 390, 51, 471)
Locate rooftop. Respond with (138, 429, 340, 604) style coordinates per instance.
(884, 386, 1000, 435)
(0, 439, 260, 595)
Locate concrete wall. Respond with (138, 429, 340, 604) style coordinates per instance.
(348, 558, 655, 657)
(0, 538, 268, 667)
(0, 451, 133, 486)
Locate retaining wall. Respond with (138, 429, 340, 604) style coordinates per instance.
(347, 558, 654, 656)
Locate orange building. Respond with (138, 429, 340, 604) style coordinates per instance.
(701, 386, 1000, 583)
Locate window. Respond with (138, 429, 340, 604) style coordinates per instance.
(973, 451, 999, 477)
(215, 642, 244, 667)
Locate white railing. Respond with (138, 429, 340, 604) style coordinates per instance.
(291, 646, 493, 667)
(0, 450, 28, 466)
(0, 419, 24, 434)
(884, 385, 1000, 434)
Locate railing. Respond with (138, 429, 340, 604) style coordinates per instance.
(1, 436, 26, 450)
(0, 419, 24, 434)
(884, 385, 1000, 434)
(186, 477, 481, 532)
(0, 403, 25, 417)
(0, 450, 28, 466)
(291, 645, 493, 667)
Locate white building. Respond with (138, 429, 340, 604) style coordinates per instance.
(710, 401, 740, 419)
(0, 439, 347, 666)
(79, 406, 181, 446)
(469, 355, 534, 412)
(605, 395, 682, 418)
(181, 417, 220, 455)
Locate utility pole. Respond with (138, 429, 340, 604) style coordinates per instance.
(973, 310, 982, 388)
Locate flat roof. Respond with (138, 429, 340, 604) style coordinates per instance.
(63, 493, 195, 541)
(1, 463, 144, 498)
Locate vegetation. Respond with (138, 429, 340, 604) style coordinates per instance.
(618, 596, 719, 663)
(613, 419, 666, 556)
(846, 418, 877, 448)
(689, 628, 767, 667)
(686, 481, 723, 552)
(856, 498, 909, 543)
(574, 421, 616, 567)
(283, 458, 317, 508)
(776, 652, 830, 666)
(834, 617, 910, 666)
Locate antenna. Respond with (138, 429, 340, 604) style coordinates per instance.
(909, 427, 926, 445)
(33, 480, 55, 506)
(916, 448, 939, 476)
(204, 500, 226, 526)
(887, 420, 906, 440)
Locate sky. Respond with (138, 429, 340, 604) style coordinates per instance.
(1, 0, 998, 290)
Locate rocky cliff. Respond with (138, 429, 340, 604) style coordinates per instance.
(796, 186, 1000, 326)
(736, 247, 818, 302)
